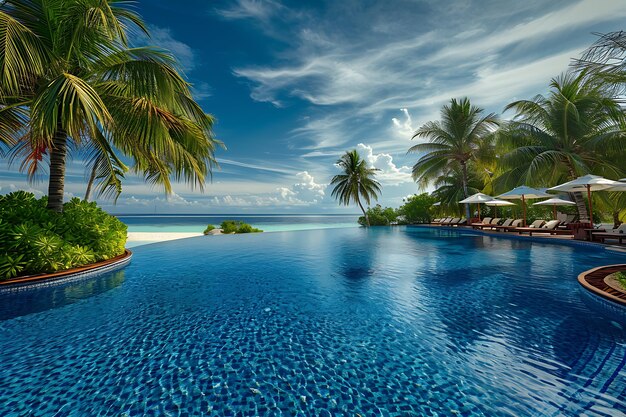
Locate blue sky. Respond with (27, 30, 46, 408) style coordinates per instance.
(1, 0, 625, 214)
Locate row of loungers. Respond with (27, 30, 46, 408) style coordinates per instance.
(432, 217, 467, 226)
(591, 224, 626, 244)
(472, 218, 574, 236)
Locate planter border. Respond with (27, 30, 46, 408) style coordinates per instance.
(0, 249, 132, 292)
(577, 264, 626, 307)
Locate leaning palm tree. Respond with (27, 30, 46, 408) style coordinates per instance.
(408, 98, 499, 219)
(331, 150, 381, 227)
(495, 72, 626, 221)
(0, 0, 220, 211)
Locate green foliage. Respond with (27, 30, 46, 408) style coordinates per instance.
(220, 220, 262, 234)
(0, 192, 127, 280)
(358, 205, 398, 226)
(0, 0, 222, 208)
(398, 193, 437, 224)
(331, 150, 381, 226)
(616, 271, 626, 290)
(203, 224, 215, 235)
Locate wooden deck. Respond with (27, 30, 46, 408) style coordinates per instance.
(578, 264, 626, 306)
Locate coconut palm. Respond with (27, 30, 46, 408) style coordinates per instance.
(0, 0, 220, 211)
(408, 98, 499, 219)
(495, 72, 626, 221)
(431, 165, 484, 217)
(330, 150, 381, 227)
(575, 31, 626, 95)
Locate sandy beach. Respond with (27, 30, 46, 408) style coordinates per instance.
(127, 232, 203, 244)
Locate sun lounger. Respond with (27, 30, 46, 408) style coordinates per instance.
(494, 219, 523, 232)
(447, 218, 461, 226)
(471, 217, 492, 229)
(472, 218, 502, 230)
(591, 224, 626, 244)
(488, 218, 513, 230)
(516, 220, 572, 236)
(450, 218, 467, 227)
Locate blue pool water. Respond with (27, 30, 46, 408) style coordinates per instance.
(1, 227, 625, 416)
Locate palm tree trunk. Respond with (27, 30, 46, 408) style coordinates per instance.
(47, 129, 68, 212)
(84, 164, 97, 201)
(460, 161, 471, 219)
(565, 165, 589, 222)
(356, 195, 370, 227)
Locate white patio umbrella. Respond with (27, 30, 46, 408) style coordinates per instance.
(533, 197, 576, 220)
(606, 178, 626, 192)
(497, 186, 551, 226)
(459, 193, 493, 221)
(548, 174, 618, 224)
(484, 199, 516, 218)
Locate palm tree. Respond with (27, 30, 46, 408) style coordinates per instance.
(408, 98, 499, 219)
(0, 0, 220, 211)
(495, 72, 626, 221)
(331, 150, 381, 226)
(575, 31, 626, 95)
(431, 165, 483, 217)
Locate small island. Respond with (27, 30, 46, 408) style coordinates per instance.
(204, 220, 263, 235)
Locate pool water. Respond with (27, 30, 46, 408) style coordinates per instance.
(1, 227, 625, 416)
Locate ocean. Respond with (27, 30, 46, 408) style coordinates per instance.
(117, 214, 360, 234)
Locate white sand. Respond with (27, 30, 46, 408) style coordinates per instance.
(127, 232, 203, 243)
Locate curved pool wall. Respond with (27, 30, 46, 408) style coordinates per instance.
(1, 227, 625, 416)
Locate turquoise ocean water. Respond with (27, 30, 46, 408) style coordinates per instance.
(119, 214, 360, 246)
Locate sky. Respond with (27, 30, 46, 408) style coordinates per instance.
(1, 0, 625, 214)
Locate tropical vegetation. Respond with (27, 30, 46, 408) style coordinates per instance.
(408, 98, 499, 219)
(0, 191, 126, 279)
(357, 193, 437, 226)
(0, 0, 221, 210)
(409, 33, 626, 226)
(219, 220, 262, 234)
(331, 150, 381, 226)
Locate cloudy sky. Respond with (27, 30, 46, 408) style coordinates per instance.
(1, 0, 625, 213)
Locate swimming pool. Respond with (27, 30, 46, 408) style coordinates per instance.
(1, 227, 625, 416)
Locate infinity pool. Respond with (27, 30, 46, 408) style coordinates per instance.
(1, 227, 625, 416)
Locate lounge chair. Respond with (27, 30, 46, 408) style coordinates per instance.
(494, 219, 523, 232)
(451, 218, 467, 227)
(471, 217, 492, 229)
(472, 218, 502, 230)
(591, 224, 626, 244)
(447, 218, 461, 226)
(516, 220, 572, 236)
(488, 218, 513, 230)
(440, 217, 453, 225)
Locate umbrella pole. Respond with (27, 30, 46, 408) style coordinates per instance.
(553, 205, 557, 220)
(478, 203, 481, 221)
(587, 184, 593, 226)
(522, 195, 526, 227)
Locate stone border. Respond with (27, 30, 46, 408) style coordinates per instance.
(577, 264, 626, 307)
(0, 250, 132, 293)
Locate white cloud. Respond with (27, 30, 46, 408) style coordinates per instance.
(216, 0, 283, 22)
(233, 0, 626, 156)
(146, 26, 196, 71)
(356, 143, 413, 186)
(392, 108, 415, 140)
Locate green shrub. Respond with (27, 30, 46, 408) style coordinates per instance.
(203, 224, 216, 235)
(616, 271, 626, 290)
(398, 193, 437, 224)
(220, 220, 262, 234)
(0, 192, 127, 280)
(358, 204, 398, 226)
